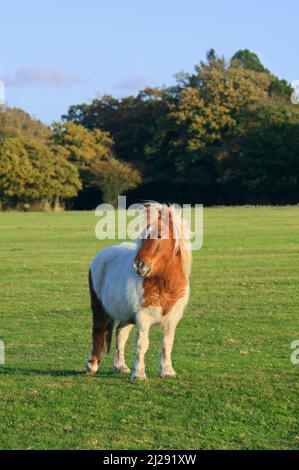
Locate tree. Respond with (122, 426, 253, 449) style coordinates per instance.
(230, 49, 268, 73)
(231, 49, 292, 100)
(63, 89, 168, 171)
(61, 48, 299, 205)
(168, 56, 272, 185)
(0, 136, 81, 209)
(0, 109, 82, 209)
(89, 157, 141, 207)
(0, 108, 51, 141)
(50, 144, 83, 207)
(51, 122, 114, 172)
(215, 105, 299, 203)
(0, 137, 32, 206)
(51, 122, 141, 205)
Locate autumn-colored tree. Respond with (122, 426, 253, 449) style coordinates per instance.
(0, 108, 51, 141)
(50, 144, 82, 208)
(168, 52, 272, 185)
(51, 122, 141, 205)
(0, 135, 81, 209)
(230, 49, 292, 100)
(0, 137, 32, 206)
(23, 139, 81, 208)
(0, 109, 82, 209)
(51, 122, 114, 168)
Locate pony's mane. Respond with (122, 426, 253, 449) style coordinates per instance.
(138, 201, 192, 277)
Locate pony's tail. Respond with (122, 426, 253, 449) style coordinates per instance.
(99, 320, 114, 355)
(88, 269, 114, 360)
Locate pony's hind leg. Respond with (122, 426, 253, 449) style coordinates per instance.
(113, 322, 134, 374)
(86, 271, 114, 376)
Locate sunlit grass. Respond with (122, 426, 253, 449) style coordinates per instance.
(0, 207, 299, 449)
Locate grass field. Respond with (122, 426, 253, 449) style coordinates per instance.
(0, 207, 299, 450)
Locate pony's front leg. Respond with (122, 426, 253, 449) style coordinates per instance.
(160, 315, 182, 377)
(113, 322, 134, 374)
(131, 315, 150, 381)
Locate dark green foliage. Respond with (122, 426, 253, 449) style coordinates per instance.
(64, 49, 299, 205)
(230, 49, 268, 72)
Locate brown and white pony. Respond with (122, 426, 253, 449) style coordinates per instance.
(86, 202, 192, 380)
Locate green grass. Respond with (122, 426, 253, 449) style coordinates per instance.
(1, 207, 299, 450)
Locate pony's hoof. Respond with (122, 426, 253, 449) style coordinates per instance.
(85, 360, 99, 376)
(160, 368, 177, 378)
(131, 371, 147, 382)
(113, 365, 131, 374)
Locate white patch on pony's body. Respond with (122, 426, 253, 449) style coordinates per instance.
(90, 242, 143, 323)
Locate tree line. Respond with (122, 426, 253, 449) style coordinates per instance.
(1, 49, 298, 209)
(0, 109, 140, 209)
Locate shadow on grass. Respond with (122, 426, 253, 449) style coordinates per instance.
(0, 366, 118, 378)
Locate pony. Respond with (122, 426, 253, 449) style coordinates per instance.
(85, 202, 192, 380)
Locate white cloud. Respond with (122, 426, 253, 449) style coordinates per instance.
(3, 67, 82, 87)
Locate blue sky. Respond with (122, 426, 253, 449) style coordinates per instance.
(0, 0, 298, 124)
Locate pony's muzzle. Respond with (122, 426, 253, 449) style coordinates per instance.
(134, 259, 151, 278)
